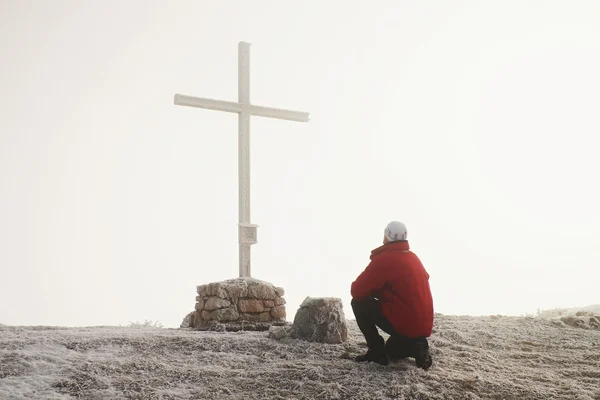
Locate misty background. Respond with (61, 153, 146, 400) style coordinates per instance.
(1, 1, 599, 328)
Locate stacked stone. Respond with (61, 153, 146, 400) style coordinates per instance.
(187, 278, 287, 331)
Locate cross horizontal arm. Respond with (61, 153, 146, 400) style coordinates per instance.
(174, 94, 310, 122)
(250, 105, 310, 122)
(174, 94, 243, 113)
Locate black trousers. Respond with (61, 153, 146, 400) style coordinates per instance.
(351, 297, 428, 355)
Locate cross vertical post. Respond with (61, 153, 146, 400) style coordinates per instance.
(238, 42, 251, 278)
(173, 41, 309, 279)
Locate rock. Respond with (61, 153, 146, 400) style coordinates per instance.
(239, 299, 266, 313)
(290, 297, 348, 344)
(210, 306, 239, 322)
(550, 318, 565, 327)
(239, 313, 262, 322)
(271, 305, 286, 320)
(275, 297, 286, 306)
(195, 320, 226, 332)
(197, 298, 207, 310)
(180, 311, 194, 328)
(560, 315, 600, 330)
(268, 326, 291, 340)
(196, 284, 209, 297)
(239, 312, 274, 323)
(263, 300, 275, 308)
(207, 282, 229, 298)
(300, 297, 339, 308)
(275, 287, 285, 297)
(190, 278, 287, 330)
(258, 312, 271, 322)
(221, 279, 250, 299)
(204, 297, 231, 311)
(241, 311, 280, 323)
(248, 283, 277, 300)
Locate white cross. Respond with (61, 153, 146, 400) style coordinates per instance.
(174, 41, 310, 278)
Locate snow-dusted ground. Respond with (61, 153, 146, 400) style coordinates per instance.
(536, 305, 600, 318)
(1, 314, 599, 400)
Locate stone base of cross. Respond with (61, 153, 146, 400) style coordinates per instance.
(174, 41, 309, 278)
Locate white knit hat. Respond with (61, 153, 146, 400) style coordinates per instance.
(384, 221, 408, 242)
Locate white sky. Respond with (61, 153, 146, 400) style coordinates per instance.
(1, 1, 599, 328)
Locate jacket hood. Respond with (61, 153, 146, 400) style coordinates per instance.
(370, 240, 410, 259)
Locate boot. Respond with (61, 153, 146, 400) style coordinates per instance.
(385, 335, 412, 362)
(355, 336, 389, 365)
(414, 339, 433, 370)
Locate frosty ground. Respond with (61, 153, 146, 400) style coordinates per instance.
(1, 313, 599, 400)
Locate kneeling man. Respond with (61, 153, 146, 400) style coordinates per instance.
(351, 221, 433, 369)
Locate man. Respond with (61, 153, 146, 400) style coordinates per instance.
(350, 221, 434, 369)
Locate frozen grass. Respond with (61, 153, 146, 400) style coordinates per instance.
(1, 314, 600, 400)
(128, 320, 164, 329)
(535, 304, 600, 318)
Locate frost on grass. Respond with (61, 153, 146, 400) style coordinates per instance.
(536, 304, 600, 318)
(128, 320, 164, 329)
(1, 315, 600, 400)
(534, 305, 600, 331)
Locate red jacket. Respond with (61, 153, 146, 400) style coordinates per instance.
(351, 240, 433, 338)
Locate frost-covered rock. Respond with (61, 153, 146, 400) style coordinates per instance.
(180, 311, 195, 328)
(190, 278, 287, 331)
(209, 306, 239, 322)
(238, 299, 265, 313)
(248, 284, 277, 300)
(557, 314, 600, 330)
(204, 297, 232, 311)
(290, 297, 348, 344)
(271, 305, 286, 320)
(268, 325, 292, 340)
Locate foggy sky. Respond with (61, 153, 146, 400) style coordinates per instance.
(1, 1, 599, 328)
